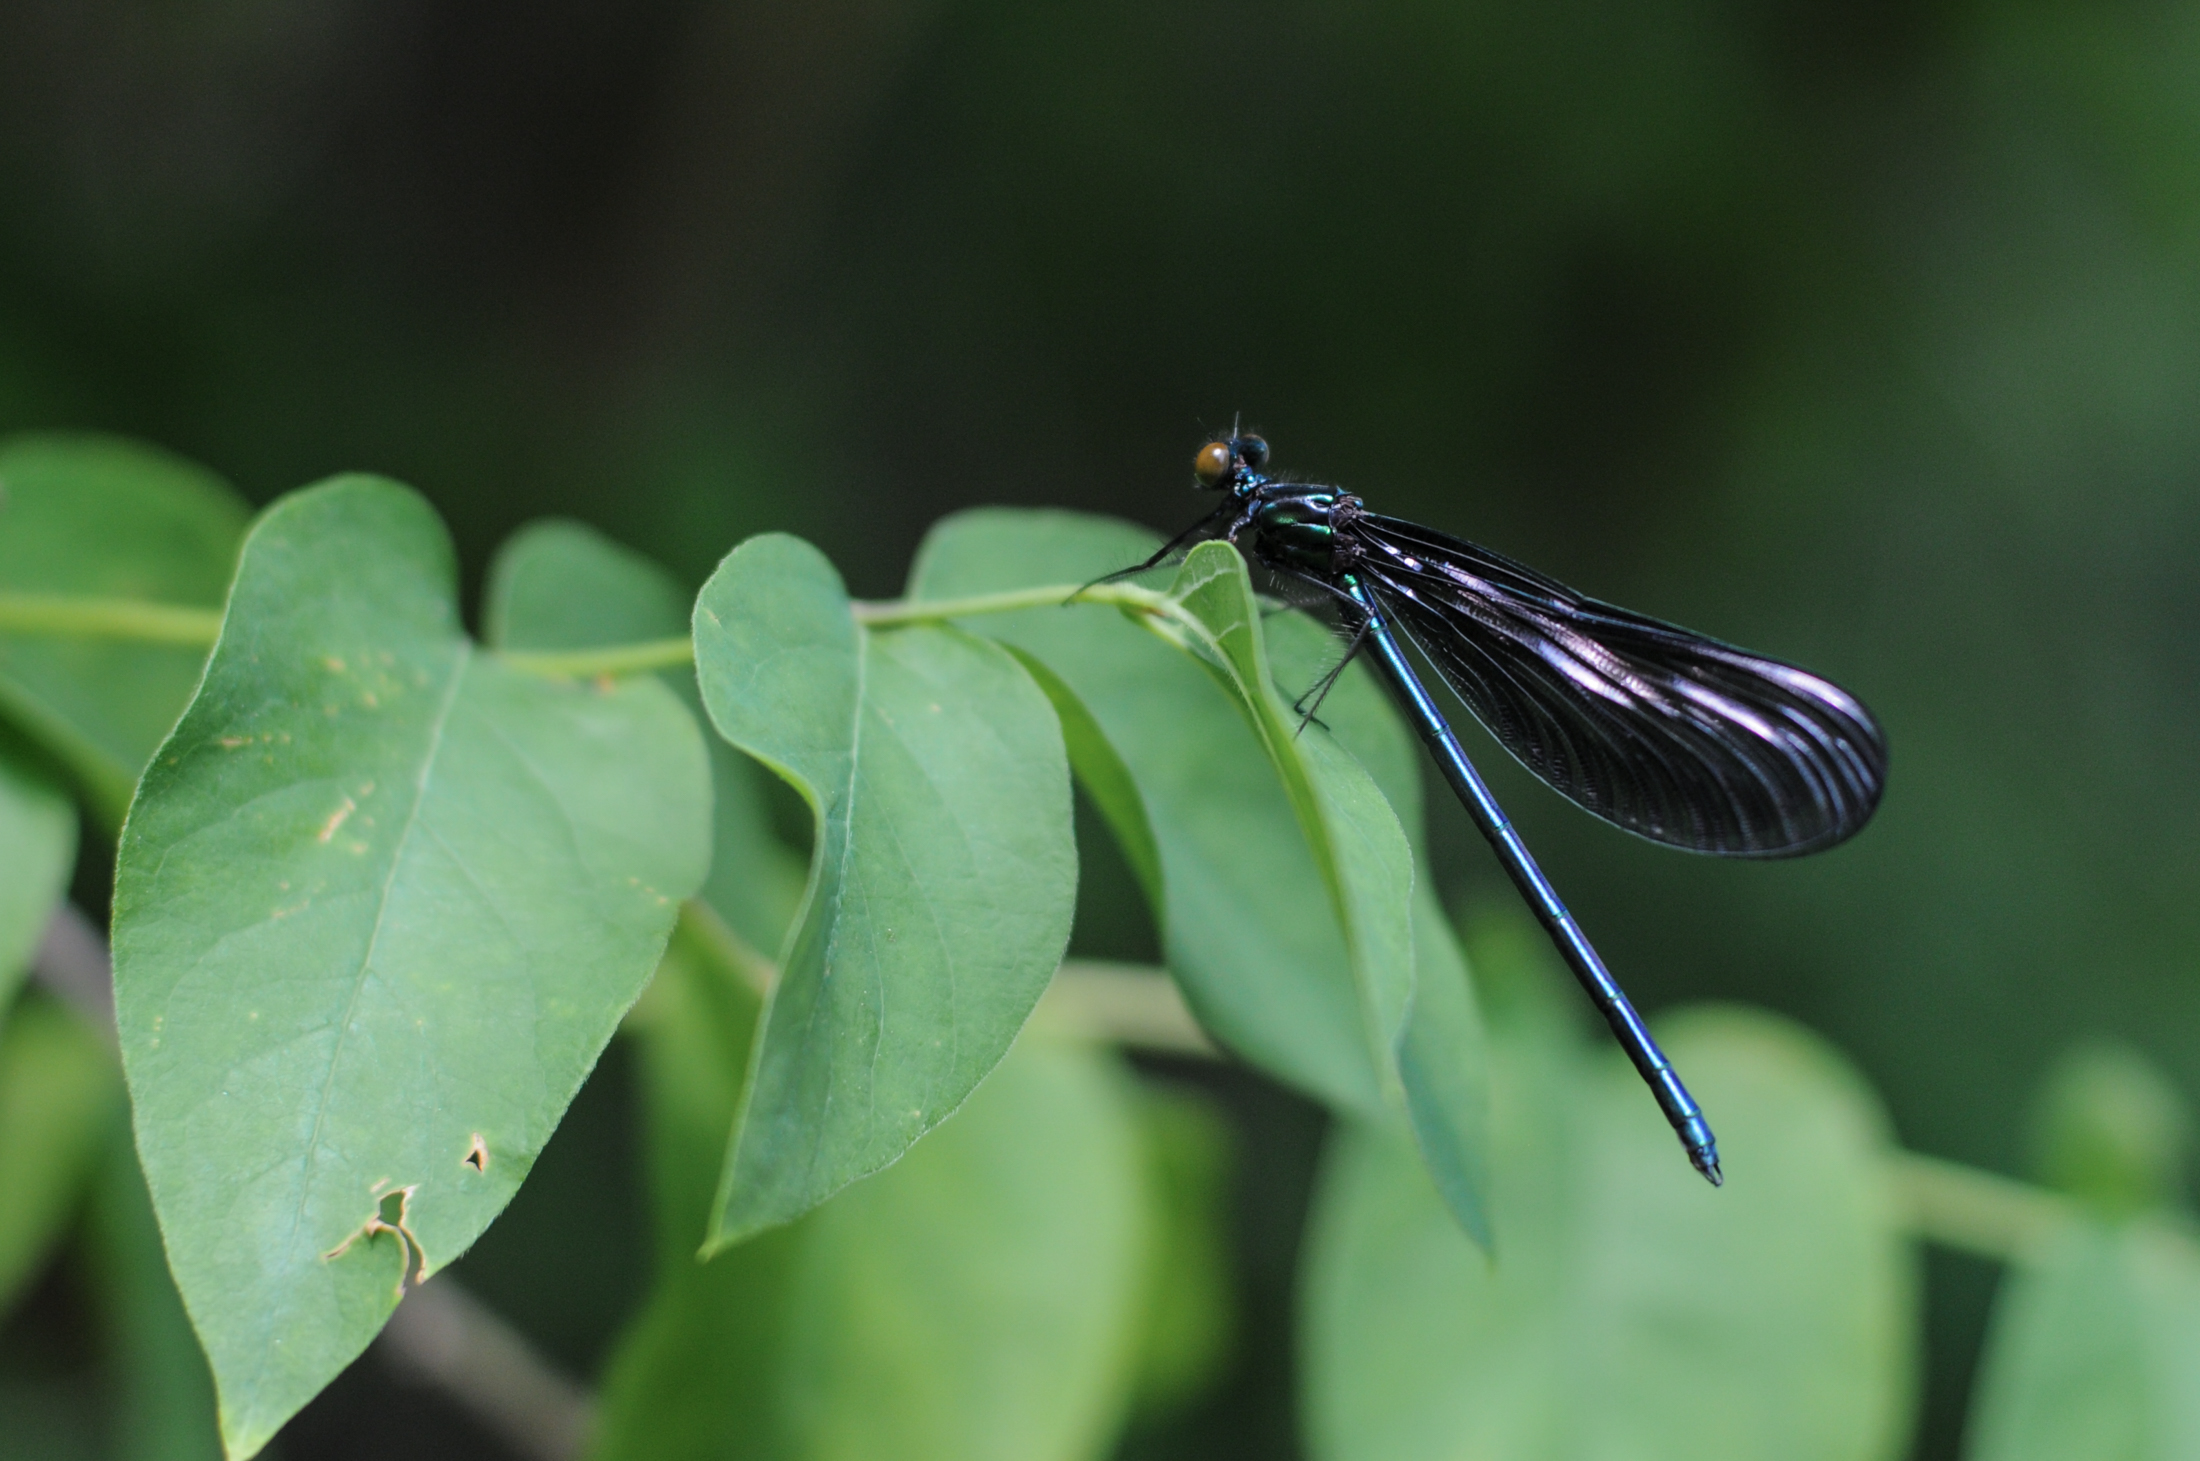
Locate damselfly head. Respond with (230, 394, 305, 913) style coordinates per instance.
(1193, 440, 1235, 488)
(1193, 432, 1269, 490)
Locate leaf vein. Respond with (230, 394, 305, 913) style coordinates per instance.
(281, 641, 471, 1262)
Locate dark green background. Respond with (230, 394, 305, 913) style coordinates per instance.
(4, 3, 2195, 1457)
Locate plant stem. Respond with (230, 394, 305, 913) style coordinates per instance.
(381, 1280, 592, 1461)
(1889, 1150, 2076, 1262)
(0, 583, 1177, 675)
(1037, 961, 1216, 1056)
(497, 636, 696, 679)
(677, 899, 780, 998)
(0, 593, 222, 646)
(852, 581, 1169, 626)
(500, 583, 1182, 679)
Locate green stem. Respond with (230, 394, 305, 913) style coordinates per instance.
(497, 636, 696, 679)
(0, 582, 1179, 677)
(676, 899, 780, 999)
(1037, 961, 1216, 1056)
(501, 582, 1186, 679)
(0, 593, 223, 647)
(851, 580, 1171, 626)
(1888, 1150, 2076, 1262)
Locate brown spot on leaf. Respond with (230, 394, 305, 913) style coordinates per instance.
(316, 795, 357, 844)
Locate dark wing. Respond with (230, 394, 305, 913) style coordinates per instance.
(1348, 512, 1886, 857)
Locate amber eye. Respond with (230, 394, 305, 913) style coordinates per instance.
(1237, 434, 1270, 470)
(1194, 440, 1234, 487)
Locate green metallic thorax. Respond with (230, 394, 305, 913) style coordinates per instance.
(1246, 489, 1345, 573)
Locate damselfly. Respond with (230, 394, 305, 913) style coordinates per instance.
(1113, 430, 1888, 1184)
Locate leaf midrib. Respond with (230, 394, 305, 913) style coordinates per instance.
(1182, 550, 1407, 1078)
(790, 620, 870, 1202)
(283, 638, 473, 1260)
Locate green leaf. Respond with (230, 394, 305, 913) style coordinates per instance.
(1123, 1083, 1234, 1422)
(597, 916, 1150, 1461)
(111, 478, 710, 1458)
(1161, 540, 1413, 1092)
(772, 1035, 1145, 1459)
(0, 995, 121, 1318)
(1303, 1004, 1916, 1461)
(907, 510, 1488, 1241)
(0, 435, 249, 823)
(0, 743, 75, 1022)
(2027, 1041, 2192, 1220)
(1258, 597, 1492, 1242)
(595, 905, 796, 1454)
(623, 907, 772, 1269)
(1396, 885, 1492, 1248)
(483, 519, 805, 953)
(691, 533, 1076, 1243)
(80, 1121, 223, 1461)
(906, 510, 1381, 1114)
(1967, 1221, 2200, 1461)
(483, 519, 696, 652)
(1009, 649, 1164, 908)
(1165, 540, 1492, 1238)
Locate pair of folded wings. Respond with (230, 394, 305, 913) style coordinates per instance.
(1346, 513, 1887, 858)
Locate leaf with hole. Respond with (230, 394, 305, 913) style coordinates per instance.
(111, 478, 710, 1457)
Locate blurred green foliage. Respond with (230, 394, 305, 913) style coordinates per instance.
(1303, 1001, 1916, 1461)
(0, 996, 119, 1315)
(3, 2, 2199, 1457)
(2030, 1041, 2193, 1218)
